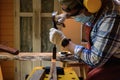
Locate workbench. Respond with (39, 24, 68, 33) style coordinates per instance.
(0, 52, 87, 80)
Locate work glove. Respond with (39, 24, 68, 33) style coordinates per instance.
(56, 13, 67, 24)
(49, 28, 66, 47)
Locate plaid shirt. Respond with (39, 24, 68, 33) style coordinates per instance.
(74, 0, 120, 67)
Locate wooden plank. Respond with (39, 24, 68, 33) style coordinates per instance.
(0, 52, 77, 62)
(28, 69, 45, 80)
(49, 46, 57, 80)
(0, 44, 19, 55)
(49, 60, 57, 80)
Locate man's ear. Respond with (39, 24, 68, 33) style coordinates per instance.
(83, 0, 102, 13)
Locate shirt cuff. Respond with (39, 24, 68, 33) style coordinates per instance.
(74, 45, 84, 59)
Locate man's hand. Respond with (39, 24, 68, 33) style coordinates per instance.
(49, 28, 66, 47)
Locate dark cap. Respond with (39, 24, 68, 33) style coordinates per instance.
(58, 0, 83, 11)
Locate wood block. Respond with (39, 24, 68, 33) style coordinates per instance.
(27, 69, 45, 80)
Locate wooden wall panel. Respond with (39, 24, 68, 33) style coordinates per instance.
(0, 0, 15, 80)
(0, 0, 14, 47)
(0, 61, 15, 80)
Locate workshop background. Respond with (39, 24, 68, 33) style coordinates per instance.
(0, 0, 87, 80)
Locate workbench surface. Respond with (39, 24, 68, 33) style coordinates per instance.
(0, 52, 77, 61)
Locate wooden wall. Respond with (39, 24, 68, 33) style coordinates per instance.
(0, 0, 14, 47)
(0, 0, 15, 80)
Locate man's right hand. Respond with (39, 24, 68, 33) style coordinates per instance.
(49, 28, 66, 47)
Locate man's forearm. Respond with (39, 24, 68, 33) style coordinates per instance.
(64, 41, 76, 54)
